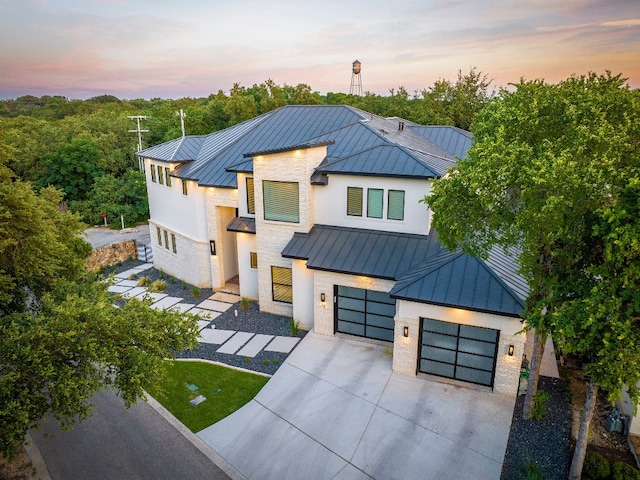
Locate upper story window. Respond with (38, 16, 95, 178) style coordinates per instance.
(263, 180, 299, 223)
(150, 165, 157, 183)
(346, 186, 405, 221)
(367, 189, 384, 219)
(246, 177, 255, 214)
(182, 179, 188, 196)
(387, 190, 405, 221)
(165, 167, 172, 187)
(347, 187, 363, 216)
(158, 166, 165, 185)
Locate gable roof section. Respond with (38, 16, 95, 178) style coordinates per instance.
(408, 125, 473, 159)
(283, 224, 527, 317)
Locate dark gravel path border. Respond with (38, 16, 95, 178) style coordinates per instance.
(501, 376, 572, 480)
(104, 258, 306, 376)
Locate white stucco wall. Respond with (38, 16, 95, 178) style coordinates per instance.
(395, 301, 525, 396)
(236, 233, 259, 300)
(314, 175, 432, 235)
(237, 173, 256, 218)
(292, 259, 314, 330)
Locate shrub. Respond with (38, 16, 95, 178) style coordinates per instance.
(148, 279, 167, 292)
(523, 460, 542, 480)
(582, 451, 611, 480)
(290, 318, 300, 336)
(612, 461, 640, 480)
(531, 390, 551, 421)
(192, 287, 200, 298)
(241, 297, 250, 310)
(137, 276, 151, 287)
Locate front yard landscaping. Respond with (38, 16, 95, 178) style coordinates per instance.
(146, 360, 269, 433)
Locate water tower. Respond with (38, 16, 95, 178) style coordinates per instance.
(350, 60, 362, 96)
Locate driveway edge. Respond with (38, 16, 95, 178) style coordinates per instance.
(144, 393, 246, 480)
(24, 432, 52, 480)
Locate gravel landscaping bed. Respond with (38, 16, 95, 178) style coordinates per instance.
(104, 258, 307, 376)
(501, 376, 572, 480)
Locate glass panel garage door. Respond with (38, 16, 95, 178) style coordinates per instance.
(419, 318, 499, 388)
(335, 286, 395, 342)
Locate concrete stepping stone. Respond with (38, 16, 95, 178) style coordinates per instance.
(209, 292, 241, 304)
(216, 332, 254, 354)
(150, 296, 183, 310)
(108, 285, 132, 294)
(168, 303, 195, 313)
(121, 286, 147, 298)
(188, 308, 221, 320)
(236, 334, 274, 358)
(116, 279, 139, 287)
(196, 299, 234, 313)
(197, 320, 213, 330)
(136, 292, 167, 302)
(264, 336, 300, 353)
(200, 329, 235, 345)
(115, 268, 140, 279)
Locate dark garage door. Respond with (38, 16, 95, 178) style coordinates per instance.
(335, 286, 395, 342)
(419, 318, 499, 388)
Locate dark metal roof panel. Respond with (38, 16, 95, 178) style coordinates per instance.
(226, 216, 256, 234)
(408, 126, 473, 159)
(138, 136, 207, 162)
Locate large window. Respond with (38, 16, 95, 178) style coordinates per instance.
(158, 166, 164, 185)
(387, 190, 405, 221)
(165, 167, 172, 187)
(367, 188, 384, 218)
(263, 181, 299, 223)
(271, 266, 292, 303)
(246, 177, 255, 214)
(150, 165, 157, 183)
(347, 187, 363, 216)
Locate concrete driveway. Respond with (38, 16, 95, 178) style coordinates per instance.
(198, 333, 516, 480)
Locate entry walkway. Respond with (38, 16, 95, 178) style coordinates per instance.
(198, 333, 516, 480)
(107, 265, 300, 358)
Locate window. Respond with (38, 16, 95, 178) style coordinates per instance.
(387, 190, 405, 221)
(250, 252, 258, 269)
(347, 187, 363, 216)
(165, 167, 172, 187)
(182, 180, 188, 196)
(156, 226, 162, 245)
(367, 188, 384, 218)
(171, 233, 177, 253)
(271, 266, 292, 303)
(246, 177, 255, 214)
(158, 166, 164, 185)
(150, 165, 157, 183)
(263, 181, 299, 223)
(210, 240, 216, 255)
(164, 230, 169, 250)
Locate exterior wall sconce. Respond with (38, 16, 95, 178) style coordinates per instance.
(210, 240, 216, 255)
(403, 326, 409, 338)
(508, 344, 515, 356)
(320, 293, 326, 303)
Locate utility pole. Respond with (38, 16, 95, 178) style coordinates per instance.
(177, 109, 186, 137)
(128, 115, 149, 171)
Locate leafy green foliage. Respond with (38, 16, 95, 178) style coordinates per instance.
(531, 390, 551, 421)
(0, 162, 199, 457)
(612, 461, 640, 480)
(582, 451, 610, 479)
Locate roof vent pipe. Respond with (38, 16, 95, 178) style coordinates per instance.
(398, 121, 404, 131)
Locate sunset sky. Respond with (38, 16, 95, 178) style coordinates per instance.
(1, 0, 638, 99)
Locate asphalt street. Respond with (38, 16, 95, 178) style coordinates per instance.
(30, 389, 232, 480)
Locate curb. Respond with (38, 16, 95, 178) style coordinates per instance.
(144, 393, 247, 480)
(24, 433, 52, 480)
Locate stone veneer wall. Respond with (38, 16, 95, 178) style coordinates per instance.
(149, 220, 212, 287)
(86, 240, 137, 271)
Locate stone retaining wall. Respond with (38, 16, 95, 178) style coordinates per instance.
(86, 240, 137, 271)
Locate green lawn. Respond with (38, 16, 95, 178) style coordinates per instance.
(147, 360, 269, 432)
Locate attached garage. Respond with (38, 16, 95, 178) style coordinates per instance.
(334, 286, 395, 342)
(419, 318, 499, 388)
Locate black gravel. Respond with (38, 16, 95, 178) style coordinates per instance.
(501, 376, 572, 480)
(104, 258, 307, 376)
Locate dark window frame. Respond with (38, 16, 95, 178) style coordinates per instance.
(271, 266, 292, 303)
(347, 186, 363, 216)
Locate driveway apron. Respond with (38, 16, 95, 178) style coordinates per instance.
(198, 332, 516, 480)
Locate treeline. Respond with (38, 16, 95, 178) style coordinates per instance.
(0, 68, 492, 227)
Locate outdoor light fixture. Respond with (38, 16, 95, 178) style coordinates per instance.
(320, 293, 326, 303)
(508, 344, 515, 356)
(210, 240, 216, 255)
(403, 326, 409, 338)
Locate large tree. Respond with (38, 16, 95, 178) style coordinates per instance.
(425, 72, 640, 478)
(0, 154, 199, 457)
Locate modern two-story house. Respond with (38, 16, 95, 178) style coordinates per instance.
(138, 105, 528, 396)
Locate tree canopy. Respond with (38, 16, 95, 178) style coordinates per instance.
(0, 155, 200, 457)
(425, 72, 640, 478)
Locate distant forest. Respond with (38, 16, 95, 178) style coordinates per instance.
(0, 68, 492, 227)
